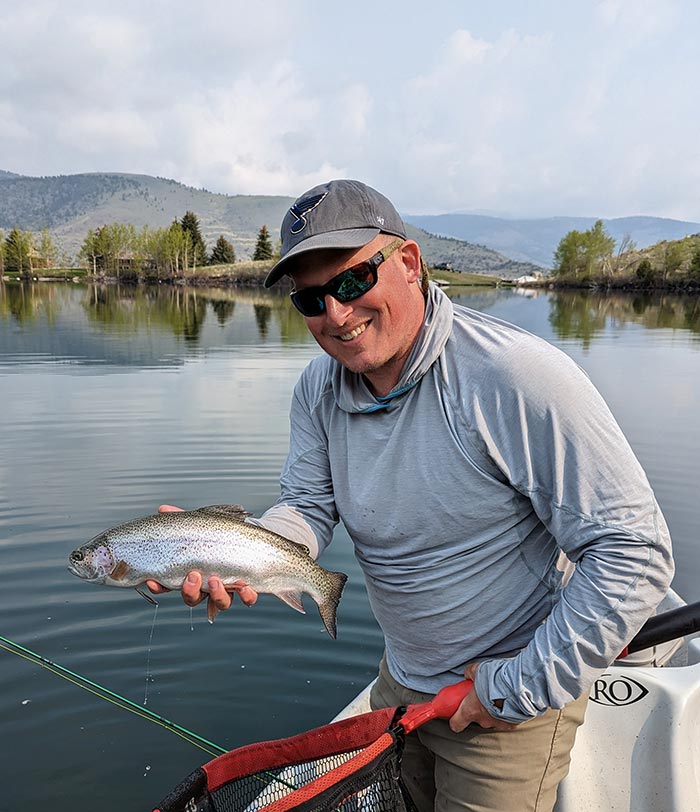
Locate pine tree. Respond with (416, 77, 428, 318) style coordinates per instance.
(209, 235, 236, 265)
(253, 225, 273, 261)
(180, 211, 207, 268)
(4, 228, 34, 274)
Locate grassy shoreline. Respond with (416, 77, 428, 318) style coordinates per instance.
(1, 262, 506, 288)
(3, 266, 700, 294)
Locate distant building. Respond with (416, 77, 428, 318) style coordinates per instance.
(513, 272, 544, 285)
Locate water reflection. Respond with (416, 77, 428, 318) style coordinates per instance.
(0, 279, 63, 325)
(0, 282, 312, 346)
(549, 290, 700, 348)
(2, 282, 699, 352)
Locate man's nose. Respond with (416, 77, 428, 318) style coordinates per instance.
(323, 295, 353, 324)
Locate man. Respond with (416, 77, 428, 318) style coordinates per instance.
(151, 179, 674, 811)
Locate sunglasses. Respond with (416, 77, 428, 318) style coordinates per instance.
(290, 239, 405, 317)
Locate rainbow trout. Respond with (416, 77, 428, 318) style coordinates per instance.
(68, 505, 347, 638)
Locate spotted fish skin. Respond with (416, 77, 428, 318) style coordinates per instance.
(68, 505, 347, 638)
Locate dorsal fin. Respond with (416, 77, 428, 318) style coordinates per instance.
(286, 539, 311, 556)
(194, 504, 252, 522)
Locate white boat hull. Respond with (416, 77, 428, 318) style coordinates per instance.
(333, 589, 700, 812)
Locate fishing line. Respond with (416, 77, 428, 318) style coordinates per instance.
(0, 633, 226, 758)
(0, 632, 301, 792)
(144, 602, 159, 706)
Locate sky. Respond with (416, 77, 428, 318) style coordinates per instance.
(1, 0, 699, 221)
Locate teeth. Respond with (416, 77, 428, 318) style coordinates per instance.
(339, 323, 367, 342)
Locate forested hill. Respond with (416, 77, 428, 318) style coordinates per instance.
(0, 170, 542, 277)
(0, 172, 292, 261)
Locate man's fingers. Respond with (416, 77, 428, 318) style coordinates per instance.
(181, 571, 207, 606)
(231, 581, 259, 606)
(449, 663, 519, 733)
(146, 579, 170, 595)
(174, 571, 259, 613)
(207, 577, 233, 610)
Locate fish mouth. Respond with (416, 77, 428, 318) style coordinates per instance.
(67, 563, 101, 582)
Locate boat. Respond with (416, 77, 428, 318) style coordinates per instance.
(332, 588, 700, 812)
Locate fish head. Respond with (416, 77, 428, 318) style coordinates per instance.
(68, 537, 116, 583)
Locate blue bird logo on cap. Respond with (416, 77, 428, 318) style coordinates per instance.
(289, 192, 328, 234)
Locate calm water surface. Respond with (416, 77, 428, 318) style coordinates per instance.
(0, 282, 698, 810)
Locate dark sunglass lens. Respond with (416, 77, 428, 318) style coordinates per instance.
(291, 290, 325, 317)
(334, 266, 374, 302)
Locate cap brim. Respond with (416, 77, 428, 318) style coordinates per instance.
(263, 228, 380, 288)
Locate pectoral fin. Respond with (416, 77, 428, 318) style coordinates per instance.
(111, 559, 132, 581)
(135, 587, 158, 606)
(275, 590, 306, 614)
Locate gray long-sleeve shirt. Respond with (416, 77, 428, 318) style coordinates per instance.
(256, 284, 674, 724)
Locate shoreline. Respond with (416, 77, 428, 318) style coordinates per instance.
(2, 271, 699, 294)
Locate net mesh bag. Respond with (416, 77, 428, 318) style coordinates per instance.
(154, 706, 418, 812)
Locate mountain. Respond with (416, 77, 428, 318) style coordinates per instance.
(0, 172, 293, 261)
(403, 213, 700, 269)
(0, 170, 543, 278)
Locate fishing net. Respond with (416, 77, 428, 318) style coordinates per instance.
(153, 705, 419, 812)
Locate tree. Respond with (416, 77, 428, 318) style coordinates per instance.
(611, 233, 637, 277)
(688, 247, 700, 282)
(80, 229, 100, 275)
(209, 235, 236, 265)
(148, 222, 193, 277)
(92, 223, 134, 277)
(180, 211, 207, 269)
(552, 229, 587, 278)
(4, 228, 34, 274)
(635, 258, 656, 286)
(253, 225, 273, 261)
(38, 228, 58, 269)
(661, 242, 684, 283)
(552, 221, 615, 279)
(584, 220, 616, 277)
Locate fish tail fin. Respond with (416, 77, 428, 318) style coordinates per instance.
(317, 571, 348, 640)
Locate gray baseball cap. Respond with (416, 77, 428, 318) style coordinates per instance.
(264, 179, 407, 287)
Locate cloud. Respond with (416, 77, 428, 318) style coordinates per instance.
(0, 2, 699, 220)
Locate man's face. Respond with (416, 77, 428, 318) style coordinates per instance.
(289, 236, 426, 396)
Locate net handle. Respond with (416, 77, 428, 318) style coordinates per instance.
(399, 680, 473, 734)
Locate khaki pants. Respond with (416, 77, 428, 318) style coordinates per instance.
(370, 657, 587, 812)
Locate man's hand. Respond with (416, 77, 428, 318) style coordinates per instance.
(449, 663, 518, 733)
(145, 504, 259, 621)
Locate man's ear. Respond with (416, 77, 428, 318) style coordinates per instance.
(399, 240, 422, 282)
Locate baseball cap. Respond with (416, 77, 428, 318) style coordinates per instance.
(264, 179, 407, 287)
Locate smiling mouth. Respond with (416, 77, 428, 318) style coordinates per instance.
(339, 322, 368, 342)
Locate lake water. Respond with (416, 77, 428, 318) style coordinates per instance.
(0, 282, 698, 810)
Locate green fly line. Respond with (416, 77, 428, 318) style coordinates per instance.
(0, 633, 301, 792)
(0, 633, 227, 758)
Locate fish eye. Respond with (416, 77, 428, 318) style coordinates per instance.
(71, 551, 84, 561)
